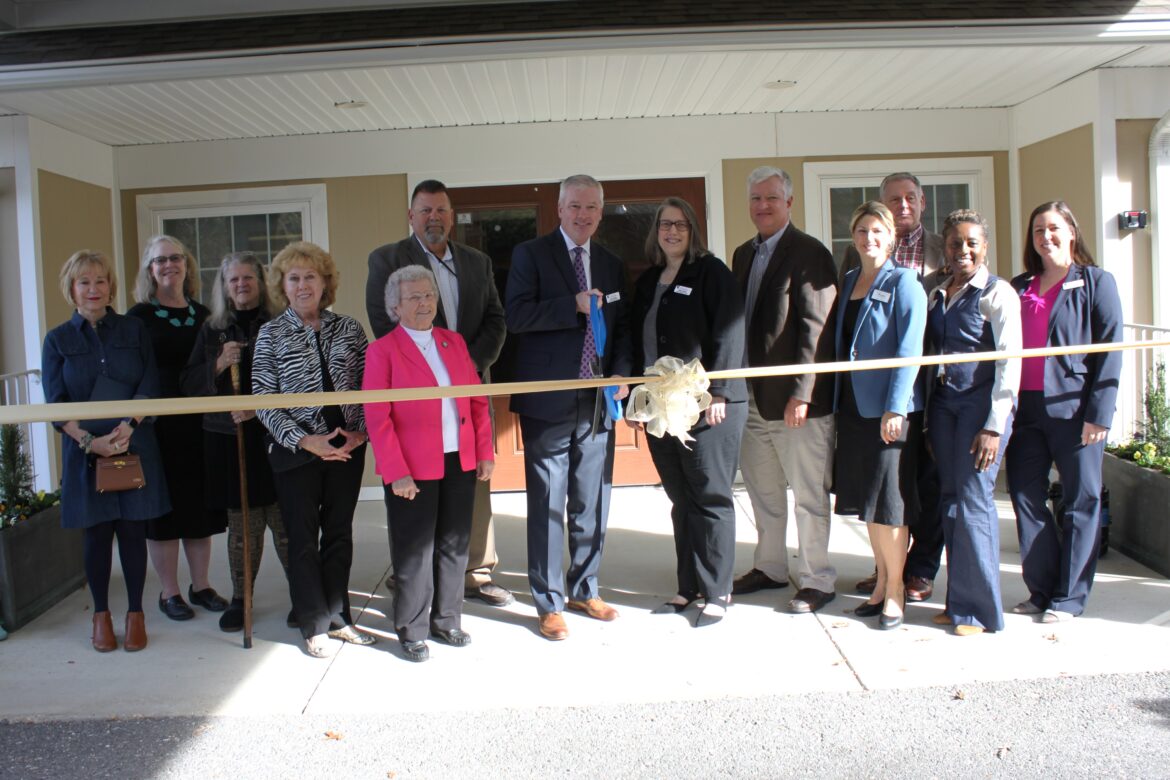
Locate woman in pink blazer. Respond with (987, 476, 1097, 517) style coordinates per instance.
(363, 265, 494, 663)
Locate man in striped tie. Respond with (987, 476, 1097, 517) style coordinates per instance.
(505, 174, 632, 641)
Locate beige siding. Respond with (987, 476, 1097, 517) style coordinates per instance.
(721, 152, 1011, 275)
(1019, 124, 1096, 262)
(38, 169, 114, 336)
(1115, 118, 1157, 326)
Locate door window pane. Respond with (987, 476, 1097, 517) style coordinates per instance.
(453, 206, 540, 383)
(597, 201, 659, 287)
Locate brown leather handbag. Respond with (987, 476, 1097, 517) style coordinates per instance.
(95, 454, 146, 492)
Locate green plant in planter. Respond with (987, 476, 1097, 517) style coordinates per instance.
(0, 423, 60, 529)
(1108, 359, 1170, 475)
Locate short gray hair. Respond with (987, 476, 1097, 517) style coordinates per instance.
(559, 174, 604, 206)
(384, 264, 437, 323)
(879, 172, 923, 199)
(746, 166, 792, 199)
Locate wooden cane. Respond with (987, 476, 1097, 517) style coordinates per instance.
(230, 362, 254, 649)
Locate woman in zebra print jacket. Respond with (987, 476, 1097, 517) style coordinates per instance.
(252, 241, 375, 659)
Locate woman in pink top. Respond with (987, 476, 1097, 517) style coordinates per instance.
(363, 265, 494, 663)
(1006, 201, 1123, 624)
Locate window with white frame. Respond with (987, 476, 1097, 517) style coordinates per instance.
(136, 184, 329, 304)
(802, 158, 996, 270)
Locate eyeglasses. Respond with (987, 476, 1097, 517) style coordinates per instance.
(657, 220, 690, 233)
(150, 254, 185, 265)
(403, 292, 437, 304)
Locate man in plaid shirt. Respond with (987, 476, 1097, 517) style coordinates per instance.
(839, 172, 946, 604)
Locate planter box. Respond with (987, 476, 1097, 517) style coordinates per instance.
(1103, 452, 1170, 579)
(0, 506, 85, 631)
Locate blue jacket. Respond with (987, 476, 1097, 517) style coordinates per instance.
(835, 261, 927, 418)
(1010, 264, 1123, 428)
(41, 310, 171, 529)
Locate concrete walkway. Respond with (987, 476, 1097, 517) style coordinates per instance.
(2, 485, 1168, 724)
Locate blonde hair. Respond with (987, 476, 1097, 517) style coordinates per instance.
(135, 235, 200, 303)
(267, 241, 339, 312)
(849, 201, 897, 242)
(59, 250, 117, 308)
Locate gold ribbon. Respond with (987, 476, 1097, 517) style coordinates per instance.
(625, 357, 711, 444)
(2, 338, 1168, 426)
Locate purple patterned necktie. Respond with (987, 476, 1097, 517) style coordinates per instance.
(573, 246, 596, 378)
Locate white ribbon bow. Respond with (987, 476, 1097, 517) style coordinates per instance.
(625, 356, 711, 446)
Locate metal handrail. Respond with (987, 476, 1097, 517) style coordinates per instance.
(1117, 325, 1168, 443)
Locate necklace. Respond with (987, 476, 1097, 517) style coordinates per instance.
(151, 297, 195, 327)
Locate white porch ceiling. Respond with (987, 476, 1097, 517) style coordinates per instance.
(1, 42, 1168, 146)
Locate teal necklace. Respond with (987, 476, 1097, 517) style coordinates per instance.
(151, 297, 195, 327)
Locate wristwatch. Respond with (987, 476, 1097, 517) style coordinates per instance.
(122, 417, 138, 429)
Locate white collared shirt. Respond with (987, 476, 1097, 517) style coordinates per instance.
(402, 324, 460, 454)
(928, 264, 1022, 434)
(559, 227, 592, 289)
(414, 235, 460, 333)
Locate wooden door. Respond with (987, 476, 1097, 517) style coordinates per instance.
(450, 178, 708, 491)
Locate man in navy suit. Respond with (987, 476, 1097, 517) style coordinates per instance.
(505, 174, 632, 641)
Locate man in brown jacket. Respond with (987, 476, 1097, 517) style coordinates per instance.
(731, 166, 840, 613)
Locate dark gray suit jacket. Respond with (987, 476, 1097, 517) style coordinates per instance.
(366, 235, 506, 377)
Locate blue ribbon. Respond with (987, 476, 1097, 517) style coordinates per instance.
(590, 296, 623, 421)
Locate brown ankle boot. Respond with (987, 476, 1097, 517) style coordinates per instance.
(92, 611, 117, 652)
(124, 611, 147, 652)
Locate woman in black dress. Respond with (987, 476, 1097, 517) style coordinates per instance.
(181, 251, 290, 632)
(128, 235, 228, 622)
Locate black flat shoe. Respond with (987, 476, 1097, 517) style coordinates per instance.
(430, 628, 472, 647)
(159, 593, 195, 621)
(188, 585, 229, 612)
(854, 600, 883, 618)
(695, 597, 728, 628)
(401, 639, 430, 662)
(650, 597, 697, 615)
(218, 598, 244, 632)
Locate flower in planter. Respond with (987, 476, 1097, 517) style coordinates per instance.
(0, 424, 60, 530)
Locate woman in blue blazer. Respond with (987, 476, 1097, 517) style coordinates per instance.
(834, 202, 927, 629)
(1006, 201, 1123, 624)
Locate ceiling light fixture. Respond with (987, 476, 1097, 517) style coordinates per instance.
(763, 80, 798, 90)
(333, 99, 368, 109)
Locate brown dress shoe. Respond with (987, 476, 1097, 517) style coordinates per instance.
(124, 611, 147, 652)
(731, 569, 788, 595)
(905, 576, 934, 602)
(566, 597, 619, 621)
(538, 612, 569, 640)
(92, 611, 117, 652)
(854, 571, 879, 595)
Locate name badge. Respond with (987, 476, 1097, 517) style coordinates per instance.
(871, 290, 891, 303)
(674, 285, 693, 296)
(1063, 279, 1085, 290)
(605, 292, 621, 303)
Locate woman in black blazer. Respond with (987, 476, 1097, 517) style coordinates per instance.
(631, 197, 747, 627)
(1006, 201, 1123, 624)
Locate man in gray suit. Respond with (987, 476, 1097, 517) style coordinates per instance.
(839, 172, 946, 603)
(366, 179, 512, 606)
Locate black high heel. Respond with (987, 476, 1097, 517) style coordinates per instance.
(879, 596, 905, 630)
